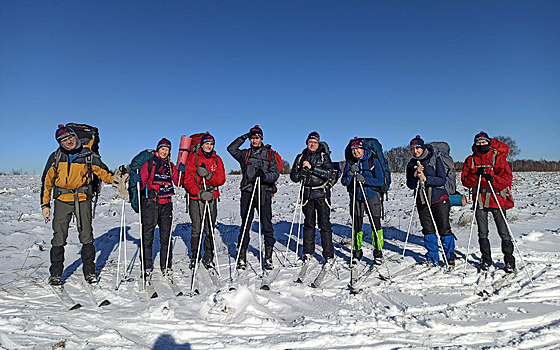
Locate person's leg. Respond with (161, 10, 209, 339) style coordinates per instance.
(76, 199, 96, 276)
(141, 198, 157, 272)
(302, 199, 317, 256)
(50, 200, 73, 277)
(491, 207, 515, 268)
(316, 199, 334, 260)
(189, 199, 203, 262)
(432, 200, 455, 262)
(476, 208, 492, 267)
(417, 203, 439, 264)
(203, 200, 217, 266)
(158, 202, 173, 271)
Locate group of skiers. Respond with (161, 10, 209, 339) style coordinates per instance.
(41, 124, 516, 286)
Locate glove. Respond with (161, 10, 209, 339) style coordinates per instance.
(349, 163, 360, 176)
(241, 132, 251, 141)
(254, 169, 266, 180)
(111, 168, 130, 200)
(199, 189, 214, 201)
(301, 166, 311, 177)
(177, 163, 186, 173)
(132, 174, 142, 185)
(196, 164, 210, 178)
(475, 167, 485, 176)
(483, 173, 493, 182)
(355, 173, 366, 184)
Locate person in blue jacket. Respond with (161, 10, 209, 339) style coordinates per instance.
(341, 137, 385, 265)
(406, 135, 456, 267)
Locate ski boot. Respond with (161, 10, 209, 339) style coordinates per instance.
(264, 246, 274, 271)
(85, 274, 98, 284)
(504, 262, 516, 274)
(48, 276, 63, 286)
(237, 249, 247, 270)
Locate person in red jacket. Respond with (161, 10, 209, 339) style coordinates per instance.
(461, 131, 515, 273)
(182, 133, 226, 270)
(139, 138, 179, 279)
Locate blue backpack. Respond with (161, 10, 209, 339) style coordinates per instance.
(128, 149, 155, 213)
(345, 137, 391, 195)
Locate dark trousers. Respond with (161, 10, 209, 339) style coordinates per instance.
(141, 199, 173, 271)
(238, 189, 275, 251)
(417, 200, 453, 236)
(50, 199, 95, 277)
(476, 207, 515, 266)
(189, 199, 217, 263)
(302, 198, 334, 259)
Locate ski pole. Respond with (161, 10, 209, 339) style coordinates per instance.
(464, 175, 482, 275)
(116, 199, 125, 290)
(232, 178, 260, 282)
(420, 182, 449, 268)
(164, 179, 179, 276)
(257, 176, 263, 276)
(203, 178, 221, 277)
(487, 182, 534, 287)
(402, 181, 420, 260)
(283, 182, 304, 266)
(358, 182, 392, 279)
(136, 170, 146, 291)
(190, 200, 208, 293)
(350, 176, 357, 267)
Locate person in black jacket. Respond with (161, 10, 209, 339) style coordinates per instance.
(406, 135, 456, 266)
(227, 125, 280, 270)
(290, 132, 335, 265)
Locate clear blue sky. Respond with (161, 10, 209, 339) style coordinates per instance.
(1, 0, 558, 174)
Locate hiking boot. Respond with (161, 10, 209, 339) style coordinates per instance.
(479, 261, 491, 271)
(352, 249, 363, 261)
(189, 260, 197, 270)
(323, 257, 335, 267)
(48, 276, 62, 286)
(264, 246, 274, 270)
(302, 254, 313, 264)
(448, 252, 456, 267)
(203, 260, 215, 270)
(237, 249, 247, 270)
(85, 274, 98, 284)
(162, 268, 173, 277)
(504, 262, 516, 274)
(373, 250, 383, 265)
(141, 271, 152, 282)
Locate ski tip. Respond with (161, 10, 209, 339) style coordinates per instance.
(260, 285, 270, 291)
(228, 287, 236, 291)
(99, 300, 111, 307)
(176, 292, 184, 297)
(150, 292, 159, 299)
(349, 289, 360, 295)
(70, 303, 83, 310)
(194, 289, 200, 295)
(310, 283, 318, 289)
(295, 279, 303, 284)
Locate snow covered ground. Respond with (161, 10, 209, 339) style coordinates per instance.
(1, 172, 559, 349)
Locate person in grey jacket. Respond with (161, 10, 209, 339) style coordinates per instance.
(290, 131, 335, 264)
(227, 125, 280, 270)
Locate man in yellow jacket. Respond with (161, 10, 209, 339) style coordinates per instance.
(41, 125, 126, 285)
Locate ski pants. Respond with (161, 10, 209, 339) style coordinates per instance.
(238, 189, 275, 251)
(476, 207, 515, 266)
(189, 198, 217, 263)
(417, 199, 455, 264)
(50, 199, 95, 277)
(302, 198, 334, 259)
(349, 194, 382, 256)
(141, 198, 173, 272)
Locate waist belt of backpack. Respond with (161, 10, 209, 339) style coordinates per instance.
(476, 187, 507, 209)
(55, 185, 89, 231)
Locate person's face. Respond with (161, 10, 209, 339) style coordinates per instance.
(250, 135, 262, 147)
(60, 135, 77, 150)
(158, 146, 170, 159)
(307, 139, 319, 152)
(412, 147, 424, 158)
(202, 142, 214, 153)
(475, 140, 489, 146)
(352, 147, 365, 159)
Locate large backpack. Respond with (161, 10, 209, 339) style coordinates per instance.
(128, 149, 155, 213)
(428, 141, 457, 195)
(51, 123, 103, 216)
(344, 137, 391, 195)
(470, 138, 514, 209)
(319, 141, 342, 188)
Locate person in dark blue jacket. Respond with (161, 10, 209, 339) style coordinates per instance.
(341, 138, 385, 265)
(406, 135, 456, 266)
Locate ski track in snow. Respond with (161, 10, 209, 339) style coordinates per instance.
(1, 173, 560, 349)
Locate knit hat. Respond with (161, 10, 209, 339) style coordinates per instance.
(249, 125, 263, 139)
(409, 135, 425, 149)
(350, 137, 364, 150)
(156, 138, 172, 150)
(55, 124, 78, 143)
(474, 131, 491, 144)
(306, 131, 320, 143)
(200, 132, 215, 145)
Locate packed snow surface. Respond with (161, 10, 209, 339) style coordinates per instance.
(1, 172, 560, 349)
